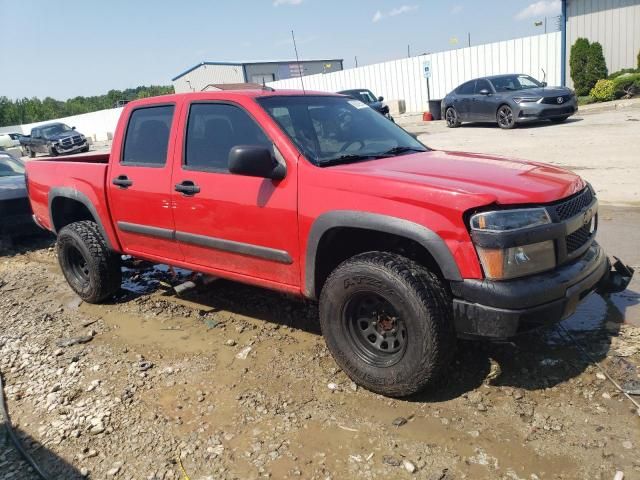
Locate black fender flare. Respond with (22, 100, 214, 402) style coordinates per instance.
(304, 210, 462, 299)
(48, 187, 114, 250)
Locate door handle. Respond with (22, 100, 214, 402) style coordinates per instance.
(112, 175, 133, 188)
(175, 180, 200, 196)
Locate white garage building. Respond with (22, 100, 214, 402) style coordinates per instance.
(563, 0, 640, 86)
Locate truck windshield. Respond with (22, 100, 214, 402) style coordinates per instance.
(0, 155, 25, 177)
(257, 96, 427, 167)
(41, 124, 72, 138)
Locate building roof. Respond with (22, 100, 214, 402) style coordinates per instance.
(202, 82, 266, 91)
(172, 59, 344, 81)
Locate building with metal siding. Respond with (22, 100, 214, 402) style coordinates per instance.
(563, 0, 640, 87)
(172, 59, 343, 93)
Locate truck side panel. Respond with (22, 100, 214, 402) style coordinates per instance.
(26, 159, 122, 252)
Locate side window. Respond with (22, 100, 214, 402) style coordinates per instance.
(185, 103, 272, 172)
(457, 81, 476, 95)
(122, 105, 174, 166)
(474, 79, 492, 94)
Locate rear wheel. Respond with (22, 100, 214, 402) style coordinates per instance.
(57, 221, 121, 303)
(27, 147, 35, 158)
(319, 252, 455, 397)
(445, 107, 461, 128)
(497, 105, 516, 129)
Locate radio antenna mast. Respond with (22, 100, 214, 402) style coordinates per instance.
(291, 30, 306, 94)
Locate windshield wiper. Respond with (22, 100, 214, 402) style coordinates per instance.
(381, 146, 427, 156)
(319, 154, 380, 167)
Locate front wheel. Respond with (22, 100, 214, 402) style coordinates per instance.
(497, 105, 517, 129)
(445, 107, 461, 128)
(319, 252, 455, 397)
(57, 221, 122, 303)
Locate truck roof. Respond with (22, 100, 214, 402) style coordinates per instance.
(126, 89, 338, 108)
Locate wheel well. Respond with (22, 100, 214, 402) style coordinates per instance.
(51, 197, 96, 233)
(313, 227, 445, 298)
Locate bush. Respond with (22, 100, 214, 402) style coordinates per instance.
(608, 68, 640, 79)
(587, 42, 608, 84)
(570, 38, 592, 96)
(612, 73, 640, 98)
(590, 79, 616, 101)
(577, 95, 596, 106)
(638, 49, 640, 68)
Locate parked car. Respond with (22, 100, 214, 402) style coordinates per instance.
(337, 89, 394, 121)
(25, 90, 632, 397)
(0, 153, 35, 238)
(0, 133, 22, 156)
(442, 74, 577, 129)
(21, 122, 89, 157)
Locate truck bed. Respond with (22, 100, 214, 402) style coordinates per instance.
(33, 152, 110, 164)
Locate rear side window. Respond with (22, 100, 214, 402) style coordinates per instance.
(457, 81, 475, 95)
(184, 103, 272, 172)
(122, 105, 174, 166)
(474, 79, 492, 94)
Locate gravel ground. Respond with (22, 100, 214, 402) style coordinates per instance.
(1, 224, 639, 480)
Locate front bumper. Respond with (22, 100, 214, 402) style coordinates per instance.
(52, 140, 88, 154)
(515, 101, 577, 122)
(450, 243, 633, 339)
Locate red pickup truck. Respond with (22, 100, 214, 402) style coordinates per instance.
(26, 90, 633, 397)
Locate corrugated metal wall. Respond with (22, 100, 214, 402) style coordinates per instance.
(267, 32, 561, 114)
(173, 64, 245, 93)
(566, 0, 640, 87)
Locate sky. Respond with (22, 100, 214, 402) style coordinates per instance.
(1, 0, 562, 100)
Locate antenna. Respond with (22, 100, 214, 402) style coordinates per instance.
(541, 67, 547, 86)
(291, 30, 306, 94)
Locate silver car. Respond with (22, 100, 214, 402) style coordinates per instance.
(441, 74, 577, 129)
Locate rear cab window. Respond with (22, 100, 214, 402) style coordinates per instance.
(122, 105, 175, 166)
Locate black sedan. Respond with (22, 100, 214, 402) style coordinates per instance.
(441, 74, 577, 129)
(337, 89, 394, 122)
(0, 153, 35, 239)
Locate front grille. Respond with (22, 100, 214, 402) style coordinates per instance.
(540, 106, 575, 117)
(541, 94, 573, 105)
(552, 188, 594, 221)
(566, 223, 593, 253)
(59, 135, 83, 148)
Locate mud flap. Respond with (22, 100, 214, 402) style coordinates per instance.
(596, 257, 635, 294)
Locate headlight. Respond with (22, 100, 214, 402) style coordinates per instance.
(471, 208, 555, 279)
(475, 241, 556, 280)
(471, 208, 551, 232)
(513, 97, 542, 104)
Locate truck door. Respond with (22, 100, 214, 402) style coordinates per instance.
(31, 128, 44, 153)
(107, 103, 183, 261)
(170, 100, 299, 287)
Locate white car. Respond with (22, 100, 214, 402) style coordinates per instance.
(0, 133, 23, 157)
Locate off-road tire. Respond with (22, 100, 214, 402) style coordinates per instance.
(319, 252, 455, 397)
(57, 221, 121, 303)
(28, 147, 35, 158)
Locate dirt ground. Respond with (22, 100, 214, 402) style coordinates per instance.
(1, 206, 639, 480)
(2, 106, 640, 480)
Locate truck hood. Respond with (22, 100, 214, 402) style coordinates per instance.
(330, 150, 585, 205)
(47, 131, 81, 141)
(503, 86, 572, 98)
(0, 175, 27, 201)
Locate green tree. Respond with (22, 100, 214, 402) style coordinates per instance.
(587, 42, 608, 86)
(570, 38, 592, 95)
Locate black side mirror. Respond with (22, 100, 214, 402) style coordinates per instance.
(71, 126, 76, 130)
(541, 82, 548, 87)
(229, 145, 286, 180)
(378, 96, 384, 102)
(479, 89, 490, 95)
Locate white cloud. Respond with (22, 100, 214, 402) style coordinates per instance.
(372, 4, 418, 22)
(451, 5, 463, 14)
(273, 0, 303, 6)
(515, 0, 561, 20)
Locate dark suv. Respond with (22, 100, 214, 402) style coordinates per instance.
(22, 122, 89, 157)
(337, 89, 394, 122)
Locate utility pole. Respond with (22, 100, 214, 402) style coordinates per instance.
(468, 32, 471, 47)
(407, 44, 411, 58)
(354, 56, 358, 68)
